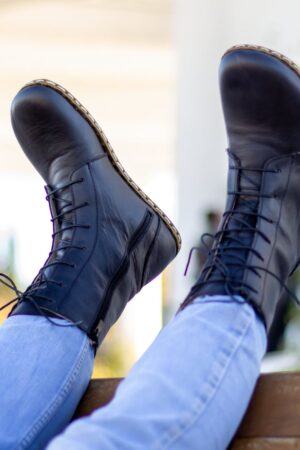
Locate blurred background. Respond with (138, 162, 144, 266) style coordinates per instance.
(1, 0, 300, 375)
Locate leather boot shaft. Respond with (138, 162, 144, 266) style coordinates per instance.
(181, 46, 300, 330)
(9, 82, 180, 347)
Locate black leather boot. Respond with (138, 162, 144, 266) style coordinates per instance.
(180, 45, 300, 330)
(9, 80, 181, 347)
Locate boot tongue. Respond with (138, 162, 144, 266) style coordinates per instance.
(48, 164, 74, 252)
(221, 198, 258, 281)
(44, 180, 74, 268)
(51, 190, 73, 257)
(207, 167, 261, 293)
(218, 167, 261, 288)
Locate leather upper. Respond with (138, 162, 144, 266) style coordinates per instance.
(10, 85, 177, 346)
(182, 48, 300, 330)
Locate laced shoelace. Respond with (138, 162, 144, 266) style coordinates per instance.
(0, 178, 90, 327)
(180, 165, 300, 309)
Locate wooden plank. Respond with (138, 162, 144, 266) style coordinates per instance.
(230, 438, 300, 449)
(73, 378, 123, 419)
(236, 373, 300, 438)
(73, 373, 300, 440)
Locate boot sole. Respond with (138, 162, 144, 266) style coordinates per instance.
(23, 79, 181, 253)
(223, 44, 300, 78)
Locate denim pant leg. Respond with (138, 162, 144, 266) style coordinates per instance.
(48, 296, 267, 450)
(0, 315, 94, 450)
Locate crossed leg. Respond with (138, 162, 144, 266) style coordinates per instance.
(0, 296, 266, 449)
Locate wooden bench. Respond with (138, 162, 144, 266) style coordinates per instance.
(74, 374, 300, 449)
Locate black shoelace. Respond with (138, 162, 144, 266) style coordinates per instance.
(180, 165, 299, 309)
(0, 178, 90, 327)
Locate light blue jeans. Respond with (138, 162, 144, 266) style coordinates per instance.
(0, 296, 266, 450)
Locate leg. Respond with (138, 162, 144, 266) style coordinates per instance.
(47, 296, 266, 450)
(0, 315, 94, 449)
